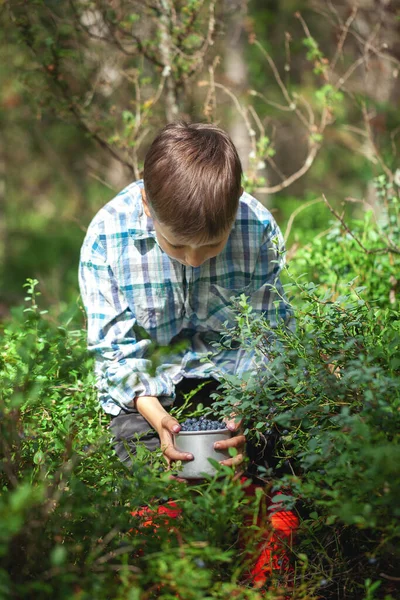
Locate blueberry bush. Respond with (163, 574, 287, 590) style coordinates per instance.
(1, 188, 399, 599)
(210, 183, 399, 599)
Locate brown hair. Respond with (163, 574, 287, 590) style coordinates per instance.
(143, 121, 242, 241)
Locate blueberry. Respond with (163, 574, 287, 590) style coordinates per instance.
(319, 579, 328, 587)
(194, 559, 206, 569)
(368, 557, 377, 564)
(282, 429, 289, 435)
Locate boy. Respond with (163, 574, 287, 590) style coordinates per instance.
(79, 121, 293, 470)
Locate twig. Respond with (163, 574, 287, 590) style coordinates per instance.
(379, 572, 400, 582)
(88, 171, 115, 191)
(390, 126, 400, 158)
(256, 143, 320, 194)
(91, 564, 141, 573)
(322, 194, 400, 255)
(330, 4, 358, 72)
(284, 198, 323, 242)
(248, 90, 298, 114)
(253, 40, 310, 132)
(361, 101, 393, 181)
(95, 545, 136, 565)
(210, 82, 257, 157)
(89, 527, 120, 561)
(203, 57, 219, 121)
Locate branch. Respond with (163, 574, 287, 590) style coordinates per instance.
(255, 143, 320, 194)
(284, 198, 323, 243)
(253, 39, 311, 131)
(330, 4, 358, 72)
(322, 194, 400, 256)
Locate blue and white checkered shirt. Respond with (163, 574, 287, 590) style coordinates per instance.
(79, 180, 293, 415)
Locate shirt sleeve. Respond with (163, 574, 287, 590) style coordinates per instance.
(79, 233, 178, 415)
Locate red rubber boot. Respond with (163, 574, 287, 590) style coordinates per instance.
(240, 479, 299, 589)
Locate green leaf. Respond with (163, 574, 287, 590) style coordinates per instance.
(50, 545, 67, 567)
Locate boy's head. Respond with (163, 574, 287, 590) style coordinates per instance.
(142, 121, 242, 267)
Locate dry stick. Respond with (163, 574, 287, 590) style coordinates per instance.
(390, 126, 400, 158)
(91, 564, 141, 573)
(248, 104, 265, 138)
(95, 545, 138, 565)
(89, 527, 121, 561)
(248, 104, 286, 181)
(88, 171, 115, 191)
(284, 30, 291, 76)
(247, 104, 290, 181)
(295, 11, 313, 39)
(361, 101, 393, 182)
(379, 573, 400, 582)
(256, 143, 320, 194)
(323, 0, 400, 69)
(203, 57, 219, 121)
(322, 194, 400, 255)
(248, 90, 297, 113)
(41, 455, 79, 519)
(253, 40, 310, 131)
(297, 94, 315, 130)
(284, 198, 323, 243)
(330, 4, 358, 72)
(42, 565, 81, 580)
(345, 195, 396, 250)
(250, 26, 334, 194)
(333, 54, 368, 92)
(211, 82, 257, 157)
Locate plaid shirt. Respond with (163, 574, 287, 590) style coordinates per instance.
(79, 180, 293, 415)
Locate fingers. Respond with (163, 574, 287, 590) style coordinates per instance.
(159, 424, 193, 463)
(163, 444, 193, 463)
(225, 416, 243, 432)
(168, 474, 188, 483)
(214, 434, 246, 451)
(161, 414, 181, 434)
(219, 452, 245, 467)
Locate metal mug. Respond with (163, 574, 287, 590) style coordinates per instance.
(173, 428, 232, 479)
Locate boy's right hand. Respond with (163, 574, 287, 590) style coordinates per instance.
(158, 413, 194, 466)
(134, 395, 193, 466)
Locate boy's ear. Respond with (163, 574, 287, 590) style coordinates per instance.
(141, 189, 152, 218)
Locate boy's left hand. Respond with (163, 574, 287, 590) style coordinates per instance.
(214, 417, 246, 468)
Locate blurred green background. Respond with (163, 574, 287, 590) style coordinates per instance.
(1, 0, 399, 316)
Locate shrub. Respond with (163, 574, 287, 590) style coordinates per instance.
(0, 282, 268, 599)
(211, 204, 399, 599)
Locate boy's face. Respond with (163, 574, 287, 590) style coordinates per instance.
(142, 191, 231, 267)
